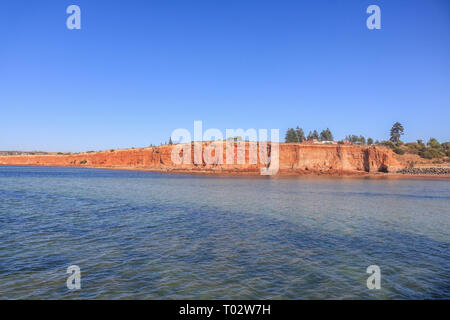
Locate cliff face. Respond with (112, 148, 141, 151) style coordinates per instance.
(277, 144, 401, 174)
(0, 143, 403, 175)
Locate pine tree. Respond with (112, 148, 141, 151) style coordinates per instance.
(359, 135, 366, 145)
(169, 137, 173, 145)
(319, 128, 334, 141)
(326, 128, 334, 141)
(284, 129, 290, 142)
(295, 126, 305, 142)
(345, 134, 366, 144)
(319, 130, 326, 141)
(390, 122, 404, 145)
(285, 128, 298, 143)
(312, 130, 319, 140)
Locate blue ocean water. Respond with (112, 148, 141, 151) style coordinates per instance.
(0, 166, 448, 299)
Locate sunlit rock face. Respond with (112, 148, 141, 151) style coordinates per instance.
(0, 143, 402, 176)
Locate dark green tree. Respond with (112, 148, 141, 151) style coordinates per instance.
(311, 130, 319, 140)
(168, 137, 173, 145)
(345, 134, 365, 144)
(327, 128, 334, 141)
(367, 138, 374, 145)
(285, 128, 297, 143)
(359, 135, 366, 145)
(319, 128, 333, 141)
(442, 142, 450, 156)
(295, 126, 305, 142)
(427, 138, 441, 149)
(390, 122, 404, 145)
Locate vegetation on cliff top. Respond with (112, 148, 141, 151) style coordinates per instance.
(383, 123, 449, 160)
(285, 127, 334, 143)
(284, 122, 449, 161)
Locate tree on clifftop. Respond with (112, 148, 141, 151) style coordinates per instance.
(295, 126, 306, 143)
(307, 130, 319, 140)
(345, 134, 365, 144)
(359, 135, 366, 145)
(390, 122, 404, 145)
(285, 128, 297, 143)
(319, 128, 333, 141)
(285, 126, 306, 143)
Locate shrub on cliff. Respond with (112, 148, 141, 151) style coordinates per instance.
(382, 140, 405, 155)
(420, 148, 443, 159)
(404, 143, 421, 155)
(382, 141, 396, 149)
(416, 138, 446, 159)
(442, 142, 450, 156)
(427, 138, 442, 150)
(414, 139, 444, 159)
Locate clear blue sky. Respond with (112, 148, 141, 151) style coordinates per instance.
(0, 0, 449, 152)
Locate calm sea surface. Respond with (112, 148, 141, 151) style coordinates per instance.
(0, 166, 448, 299)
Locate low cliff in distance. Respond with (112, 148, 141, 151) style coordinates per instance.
(0, 143, 403, 176)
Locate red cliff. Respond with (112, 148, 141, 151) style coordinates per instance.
(0, 143, 403, 176)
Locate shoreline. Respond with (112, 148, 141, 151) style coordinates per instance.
(2, 163, 449, 180)
(1, 144, 448, 180)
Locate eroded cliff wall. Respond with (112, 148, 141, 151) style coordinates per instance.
(0, 143, 403, 175)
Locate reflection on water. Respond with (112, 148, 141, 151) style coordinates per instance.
(0, 166, 449, 299)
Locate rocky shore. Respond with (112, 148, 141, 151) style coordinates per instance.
(397, 167, 450, 175)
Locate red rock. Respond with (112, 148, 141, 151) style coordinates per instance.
(0, 143, 403, 176)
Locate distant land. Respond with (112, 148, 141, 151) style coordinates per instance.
(0, 151, 57, 156)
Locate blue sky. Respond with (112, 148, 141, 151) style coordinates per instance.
(0, 0, 449, 152)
